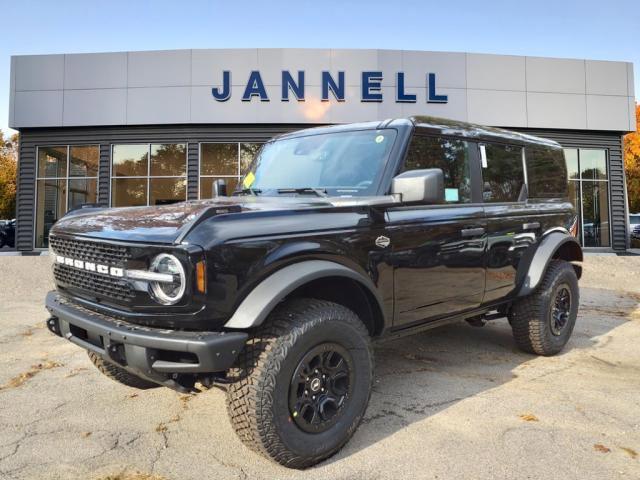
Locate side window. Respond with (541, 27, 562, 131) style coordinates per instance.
(526, 146, 568, 198)
(481, 143, 525, 202)
(403, 136, 472, 203)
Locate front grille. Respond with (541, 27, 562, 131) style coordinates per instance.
(50, 236, 131, 266)
(53, 264, 135, 301)
(50, 236, 134, 301)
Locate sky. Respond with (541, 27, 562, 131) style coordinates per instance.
(0, 0, 638, 135)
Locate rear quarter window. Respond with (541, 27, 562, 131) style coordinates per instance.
(526, 146, 568, 199)
(481, 143, 525, 202)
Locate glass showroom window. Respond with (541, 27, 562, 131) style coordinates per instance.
(111, 144, 187, 207)
(35, 145, 98, 248)
(199, 143, 261, 198)
(564, 148, 610, 247)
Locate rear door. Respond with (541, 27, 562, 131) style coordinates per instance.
(479, 142, 539, 302)
(387, 135, 487, 326)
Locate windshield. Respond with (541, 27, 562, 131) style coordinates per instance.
(239, 129, 397, 196)
(631, 215, 640, 225)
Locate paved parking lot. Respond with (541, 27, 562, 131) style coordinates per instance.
(0, 255, 639, 480)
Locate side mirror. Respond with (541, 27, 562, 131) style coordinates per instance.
(213, 179, 228, 197)
(391, 168, 444, 204)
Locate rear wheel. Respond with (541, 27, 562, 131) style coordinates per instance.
(226, 298, 373, 469)
(87, 352, 160, 390)
(509, 260, 579, 356)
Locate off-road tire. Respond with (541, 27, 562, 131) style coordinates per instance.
(226, 298, 374, 469)
(509, 259, 579, 356)
(88, 351, 159, 389)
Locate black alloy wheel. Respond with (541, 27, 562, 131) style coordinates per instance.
(550, 285, 572, 336)
(289, 343, 354, 433)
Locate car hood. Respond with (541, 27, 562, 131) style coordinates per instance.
(50, 197, 336, 244)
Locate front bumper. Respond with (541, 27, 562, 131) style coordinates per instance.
(45, 291, 247, 389)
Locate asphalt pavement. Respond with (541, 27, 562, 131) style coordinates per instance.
(0, 256, 639, 480)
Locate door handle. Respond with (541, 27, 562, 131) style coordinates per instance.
(460, 227, 485, 238)
(522, 222, 541, 230)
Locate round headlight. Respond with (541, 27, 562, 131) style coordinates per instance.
(149, 254, 186, 305)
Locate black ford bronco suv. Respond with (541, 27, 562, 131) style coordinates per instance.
(46, 116, 582, 468)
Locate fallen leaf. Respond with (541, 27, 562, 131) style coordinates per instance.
(97, 473, 167, 480)
(0, 360, 63, 390)
(594, 444, 611, 453)
(81, 431, 92, 438)
(128, 393, 139, 398)
(519, 413, 539, 422)
(180, 395, 193, 409)
(65, 367, 88, 378)
(155, 423, 167, 433)
(620, 447, 638, 459)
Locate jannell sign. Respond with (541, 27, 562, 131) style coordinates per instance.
(212, 71, 448, 104)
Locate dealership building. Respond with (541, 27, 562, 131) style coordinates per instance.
(7, 48, 636, 252)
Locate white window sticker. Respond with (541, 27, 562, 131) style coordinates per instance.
(480, 144, 488, 168)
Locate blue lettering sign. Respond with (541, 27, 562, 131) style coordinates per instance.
(213, 70, 449, 105)
(396, 72, 416, 103)
(242, 71, 269, 102)
(427, 73, 448, 103)
(282, 71, 305, 101)
(212, 71, 231, 101)
(362, 71, 383, 102)
(321, 71, 345, 102)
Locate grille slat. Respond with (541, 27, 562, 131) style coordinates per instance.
(50, 236, 131, 266)
(50, 236, 134, 301)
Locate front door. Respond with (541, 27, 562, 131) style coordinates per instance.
(388, 135, 486, 326)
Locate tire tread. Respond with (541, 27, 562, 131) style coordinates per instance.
(88, 351, 159, 390)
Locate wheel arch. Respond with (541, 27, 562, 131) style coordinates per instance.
(223, 260, 386, 336)
(517, 231, 583, 297)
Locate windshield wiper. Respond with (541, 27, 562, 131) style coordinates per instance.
(233, 188, 262, 196)
(277, 188, 328, 197)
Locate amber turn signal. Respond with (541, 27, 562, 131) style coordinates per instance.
(196, 260, 206, 294)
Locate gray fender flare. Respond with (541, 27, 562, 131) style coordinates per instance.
(224, 260, 383, 329)
(517, 231, 582, 297)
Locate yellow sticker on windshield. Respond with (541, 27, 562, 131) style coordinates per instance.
(375, 135, 384, 143)
(242, 172, 256, 189)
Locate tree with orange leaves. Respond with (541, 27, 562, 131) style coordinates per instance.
(0, 131, 18, 219)
(624, 104, 640, 214)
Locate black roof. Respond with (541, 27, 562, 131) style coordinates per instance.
(409, 116, 559, 148)
(274, 116, 560, 149)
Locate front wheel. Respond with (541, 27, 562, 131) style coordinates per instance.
(226, 298, 373, 469)
(509, 260, 579, 356)
(88, 352, 160, 390)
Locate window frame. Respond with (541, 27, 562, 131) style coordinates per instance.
(198, 142, 263, 199)
(109, 143, 188, 207)
(34, 144, 99, 249)
(563, 147, 612, 247)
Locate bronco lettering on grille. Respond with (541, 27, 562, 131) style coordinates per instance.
(56, 255, 124, 278)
